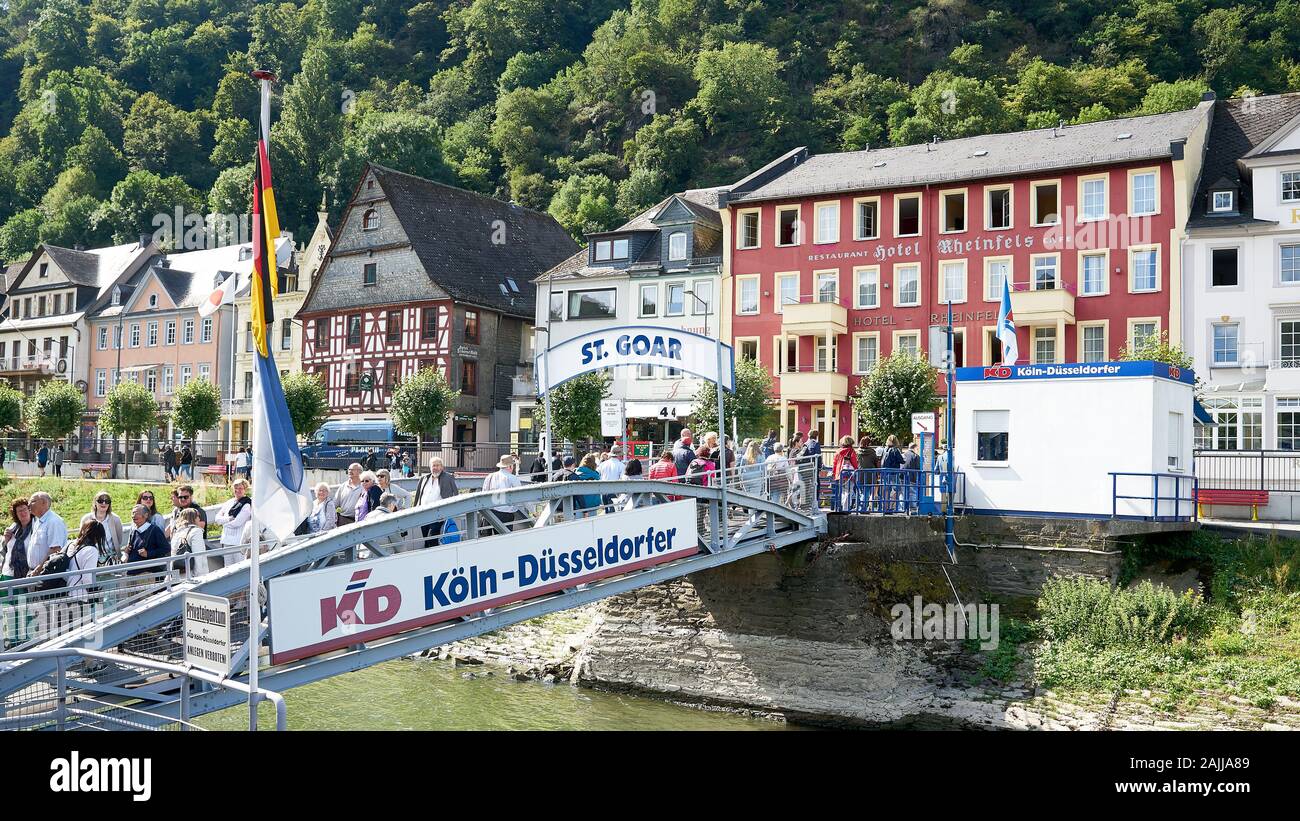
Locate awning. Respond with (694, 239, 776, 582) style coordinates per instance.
(1193, 398, 1213, 424)
(119, 363, 161, 374)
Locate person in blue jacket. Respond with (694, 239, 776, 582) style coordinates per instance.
(572, 453, 602, 516)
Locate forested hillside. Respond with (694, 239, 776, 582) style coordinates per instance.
(1, 0, 1298, 261)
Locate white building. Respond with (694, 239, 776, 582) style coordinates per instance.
(516, 189, 725, 449)
(1183, 92, 1300, 450)
(955, 361, 1196, 518)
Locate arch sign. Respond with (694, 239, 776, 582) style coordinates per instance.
(536, 325, 734, 394)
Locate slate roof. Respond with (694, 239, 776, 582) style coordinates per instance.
(728, 104, 1212, 203)
(1187, 93, 1300, 229)
(368, 164, 577, 317)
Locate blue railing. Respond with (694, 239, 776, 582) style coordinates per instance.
(1110, 472, 1199, 522)
(827, 468, 966, 514)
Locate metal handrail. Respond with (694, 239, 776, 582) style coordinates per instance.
(1109, 471, 1198, 522)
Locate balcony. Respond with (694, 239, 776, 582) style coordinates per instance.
(222, 398, 252, 416)
(781, 295, 847, 337)
(1009, 281, 1075, 325)
(511, 372, 537, 398)
(779, 367, 848, 402)
(0, 354, 73, 378)
(1267, 358, 1300, 392)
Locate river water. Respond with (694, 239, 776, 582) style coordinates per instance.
(198, 658, 787, 731)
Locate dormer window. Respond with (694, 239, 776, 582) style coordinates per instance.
(668, 232, 687, 261)
(593, 238, 628, 262)
(238, 246, 252, 261)
(148, 294, 158, 308)
(363, 209, 380, 230)
(111, 287, 122, 306)
(38, 263, 48, 278)
(1212, 190, 1235, 213)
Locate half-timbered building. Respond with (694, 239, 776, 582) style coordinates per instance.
(297, 164, 577, 445)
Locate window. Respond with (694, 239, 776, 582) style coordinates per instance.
(386, 310, 402, 345)
(384, 360, 402, 390)
(97, 327, 107, 350)
(594, 238, 629, 261)
(52, 294, 61, 314)
(1131, 171, 1157, 215)
(1131, 247, 1158, 292)
(1032, 255, 1058, 290)
(1032, 181, 1059, 225)
(668, 232, 687, 261)
(165, 321, 176, 345)
(144, 369, 156, 392)
(1212, 248, 1239, 287)
(985, 258, 1009, 301)
(737, 276, 759, 314)
(665, 283, 685, 316)
(147, 321, 158, 347)
(814, 202, 839, 244)
(113, 325, 122, 349)
(314, 317, 330, 350)
(1282, 245, 1300, 284)
(1033, 327, 1057, 364)
(183, 319, 194, 344)
(940, 260, 966, 304)
(975, 410, 1009, 463)
(363, 209, 379, 230)
(1080, 175, 1107, 221)
(1282, 171, 1300, 202)
(815, 336, 836, 372)
(1279, 398, 1300, 450)
(245, 322, 253, 353)
(39, 262, 48, 278)
(986, 187, 1011, 230)
(777, 207, 800, 246)
(855, 198, 879, 240)
(148, 294, 158, 308)
(568, 289, 616, 319)
(95, 369, 106, 397)
(636, 363, 655, 380)
(281, 319, 292, 350)
(1201, 397, 1263, 450)
(1081, 252, 1106, 296)
(1081, 324, 1106, 363)
(463, 310, 479, 343)
(895, 195, 921, 236)
(776, 274, 798, 310)
(1280, 320, 1300, 366)
(548, 292, 564, 321)
(691, 280, 714, 314)
(163, 366, 174, 395)
(854, 267, 879, 309)
(1166, 412, 1183, 470)
(1213, 323, 1239, 366)
(738, 339, 758, 362)
(347, 314, 362, 347)
(941, 191, 966, 233)
(199, 363, 210, 382)
(640, 283, 659, 317)
(1212, 191, 1234, 213)
(895, 331, 920, 359)
(201, 318, 212, 343)
(129, 324, 141, 347)
(895, 264, 920, 306)
(737, 210, 760, 249)
(815, 271, 837, 303)
(10, 301, 17, 319)
(363, 263, 376, 286)
(461, 360, 477, 395)
(1130, 320, 1158, 350)
(854, 334, 878, 374)
(344, 363, 359, 394)
(422, 307, 439, 340)
(181, 365, 192, 387)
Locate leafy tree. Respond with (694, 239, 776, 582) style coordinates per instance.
(171, 376, 221, 446)
(0, 208, 42, 262)
(0, 386, 24, 432)
(65, 126, 128, 193)
(282, 371, 330, 440)
(389, 367, 460, 454)
(534, 370, 611, 446)
(689, 357, 776, 441)
(39, 194, 109, 248)
(93, 170, 203, 246)
(548, 173, 619, 238)
(1136, 80, 1211, 115)
(122, 92, 204, 182)
(889, 73, 1012, 146)
(23, 380, 84, 442)
(852, 352, 940, 445)
(98, 381, 159, 477)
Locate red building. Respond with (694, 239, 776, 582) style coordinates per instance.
(721, 102, 1214, 443)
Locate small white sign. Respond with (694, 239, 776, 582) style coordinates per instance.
(624, 401, 685, 420)
(183, 592, 232, 676)
(600, 399, 623, 437)
(911, 412, 937, 435)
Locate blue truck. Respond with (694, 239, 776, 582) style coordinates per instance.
(299, 420, 414, 469)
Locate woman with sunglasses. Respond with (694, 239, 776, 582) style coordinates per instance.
(80, 493, 124, 562)
(135, 491, 166, 530)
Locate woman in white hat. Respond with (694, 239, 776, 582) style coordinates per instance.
(481, 453, 525, 530)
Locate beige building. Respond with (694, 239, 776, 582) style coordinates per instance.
(222, 209, 332, 445)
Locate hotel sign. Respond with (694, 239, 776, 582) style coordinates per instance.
(806, 233, 1043, 265)
(852, 309, 995, 328)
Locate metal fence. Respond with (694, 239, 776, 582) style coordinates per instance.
(827, 468, 967, 514)
(1194, 449, 1300, 492)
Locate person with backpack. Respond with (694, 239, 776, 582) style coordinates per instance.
(832, 435, 859, 511)
(35, 442, 49, 477)
(685, 446, 716, 538)
(169, 507, 206, 577)
(572, 454, 602, 516)
(43, 520, 106, 600)
(881, 434, 905, 511)
(761, 429, 778, 460)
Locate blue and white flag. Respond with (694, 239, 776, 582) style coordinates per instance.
(996, 278, 1018, 365)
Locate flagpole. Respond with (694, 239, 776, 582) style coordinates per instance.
(247, 68, 275, 731)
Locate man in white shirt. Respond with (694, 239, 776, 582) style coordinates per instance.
(481, 455, 524, 530)
(597, 446, 626, 511)
(334, 463, 365, 525)
(27, 492, 67, 570)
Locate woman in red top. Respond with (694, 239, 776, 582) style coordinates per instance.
(648, 449, 680, 500)
(832, 436, 859, 511)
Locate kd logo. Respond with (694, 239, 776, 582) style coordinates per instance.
(983, 366, 1012, 379)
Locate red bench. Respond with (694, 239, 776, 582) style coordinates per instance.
(202, 464, 229, 484)
(1197, 488, 1270, 521)
(79, 463, 111, 480)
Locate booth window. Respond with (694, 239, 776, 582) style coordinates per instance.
(1167, 412, 1183, 470)
(975, 410, 1009, 463)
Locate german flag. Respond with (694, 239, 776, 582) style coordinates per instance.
(249, 138, 280, 357)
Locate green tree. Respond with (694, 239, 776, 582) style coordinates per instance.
(851, 352, 940, 445)
(282, 371, 330, 440)
(0, 208, 42, 262)
(548, 173, 619, 238)
(23, 380, 84, 442)
(93, 170, 203, 246)
(122, 92, 204, 182)
(1135, 80, 1210, 115)
(389, 367, 460, 454)
(889, 73, 1012, 146)
(171, 376, 221, 447)
(0, 386, 24, 433)
(689, 356, 776, 441)
(534, 370, 611, 446)
(98, 381, 159, 477)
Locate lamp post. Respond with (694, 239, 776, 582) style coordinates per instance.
(687, 288, 728, 551)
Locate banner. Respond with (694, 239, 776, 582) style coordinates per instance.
(268, 500, 700, 664)
(536, 325, 734, 394)
(956, 360, 1194, 385)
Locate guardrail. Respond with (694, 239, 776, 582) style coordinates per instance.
(1110, 472, 1198, 522)
(1194, 449, 1300, 492)
(827, 468, 966, 514)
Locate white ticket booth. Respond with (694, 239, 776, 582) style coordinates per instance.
(953, 361, 1197, 519)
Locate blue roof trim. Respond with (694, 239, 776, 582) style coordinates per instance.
(955, 360, 1195, 385)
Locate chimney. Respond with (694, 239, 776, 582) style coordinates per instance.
(139, 232, 152, 249)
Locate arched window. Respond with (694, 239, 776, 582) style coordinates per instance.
(363, 209, 379, 231)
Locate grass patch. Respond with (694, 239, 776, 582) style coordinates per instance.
(0, 473, 228, 533)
